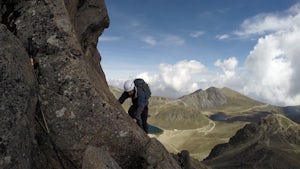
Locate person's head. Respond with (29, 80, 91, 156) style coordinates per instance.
(124, 80, 135, 96)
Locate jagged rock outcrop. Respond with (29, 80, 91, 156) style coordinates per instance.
(203, 114, 300, 169)
(180, 87, 227, 109)
(0, 1, 187, 169)
(173, 150, 209, 169)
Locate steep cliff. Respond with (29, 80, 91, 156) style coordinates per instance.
(0, 1, 192, 169)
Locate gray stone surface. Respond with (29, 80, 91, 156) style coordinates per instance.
(0, 24, 38, 169)
(82, 146, 121, 169)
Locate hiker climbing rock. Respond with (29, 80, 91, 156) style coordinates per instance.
(119, 78, 151, 133)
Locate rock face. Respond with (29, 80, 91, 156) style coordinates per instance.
(82, 146, 121, 169)
(0, 1, 186, 169)
(0, 24, 38, 169)
(203, 114, 300, 169)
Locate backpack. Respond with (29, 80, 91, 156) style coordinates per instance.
(134, 78, 151, 99)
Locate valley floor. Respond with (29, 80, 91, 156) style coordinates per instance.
(149, 120, 246, 160)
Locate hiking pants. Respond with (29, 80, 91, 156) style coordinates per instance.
(128, 105, 149, 133)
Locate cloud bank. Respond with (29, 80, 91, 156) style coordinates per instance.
(238, 3, 300, 106)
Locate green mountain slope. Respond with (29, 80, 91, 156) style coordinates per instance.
(149, 105, 210, 130)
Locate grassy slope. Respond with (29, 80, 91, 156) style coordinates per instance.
(149, 105, 210, 130)
(200, 87, 284, 116)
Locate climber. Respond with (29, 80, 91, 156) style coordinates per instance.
(118, 78, 151, 133)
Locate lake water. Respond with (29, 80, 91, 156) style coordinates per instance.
(148, 124, 163, 134)
(209, 112, 272, 123)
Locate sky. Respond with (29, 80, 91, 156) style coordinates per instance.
(97, 0, 300, 106)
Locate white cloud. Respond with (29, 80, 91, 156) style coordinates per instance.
(139, 34, 185, 47)
(190, 31, 205, 38)
(108, 58, 243, 99)
(214, 57, 238, 79)
(242, 26, 300, 106)
(235, 3, 300, 37)
(158, 60, 206, 91)
(109, 60, 207, 98)
(235, 14, 287, 36)
(226, 3, 300, 106)
(141, 36, 157, 46)
(215, 57, 238, 71)
(216, 34, 230, 40)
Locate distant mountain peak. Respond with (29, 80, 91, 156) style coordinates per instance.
(189, 86, 218, 95)
(180, 87, 227, 109)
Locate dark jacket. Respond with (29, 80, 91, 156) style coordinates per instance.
(118, 84, 149, 116)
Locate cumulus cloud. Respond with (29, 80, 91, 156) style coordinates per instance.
(151, 60, 206, 98)
(209, 57, 243, 89)
(140, 34, 185, 47)
(208, 57, 248, 93)
(235, 14, 290, 36)
(239, 3, 300, 106)
(215, 57, 238, 71)
(110, 60, 207, 98)
(190, 31, 205, 38)
(158, 60, 206, 91)
(235, 3, 300, 37)
(216, 34, 230, 40)
(141, 35, 157, 46)
(109, 58, 243, 99)
(243, 27, 300, 106)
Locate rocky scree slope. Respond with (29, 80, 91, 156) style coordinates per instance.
(203, 114, 300, 169)
(0, 1, 200, 169)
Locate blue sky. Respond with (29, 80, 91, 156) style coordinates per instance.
(98, 0, 300, 106)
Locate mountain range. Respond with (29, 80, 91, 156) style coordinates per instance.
(110, 85, 300, 168)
